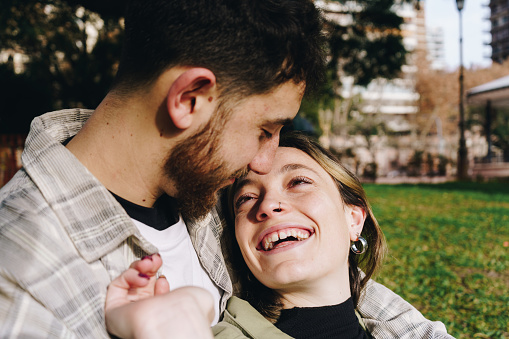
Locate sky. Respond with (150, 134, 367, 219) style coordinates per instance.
(425, 0, 492, 70)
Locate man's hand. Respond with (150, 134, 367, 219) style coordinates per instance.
(105, 255, 215, 339)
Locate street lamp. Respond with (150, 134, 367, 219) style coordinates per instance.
(456, 0, 468, 180)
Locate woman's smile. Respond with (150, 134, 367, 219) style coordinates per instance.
(256, 225, 314, 252)
(233, 146, 363, 295)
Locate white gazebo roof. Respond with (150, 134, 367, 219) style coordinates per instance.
(467, 75, 509, 108)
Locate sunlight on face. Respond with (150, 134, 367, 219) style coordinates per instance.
(233, 147, 358, 300)
(218, 81, 305, 176)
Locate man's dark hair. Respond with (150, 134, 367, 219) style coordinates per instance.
(112, 0, 326, 99)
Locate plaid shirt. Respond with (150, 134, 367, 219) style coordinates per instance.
(0, 109, 232, 337)
(0, 109, 453, 338)
(358, 279, 454, 338)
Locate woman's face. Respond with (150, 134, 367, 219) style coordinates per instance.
(233, 147, 365, 301)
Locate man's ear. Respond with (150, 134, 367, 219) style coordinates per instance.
(166, 68, 216, 130)
(347, 205, 366, 241)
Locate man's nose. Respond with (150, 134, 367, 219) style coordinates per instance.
(247, 135, 279, 175)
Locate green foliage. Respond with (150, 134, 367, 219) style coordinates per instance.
(1, 0, 411, 137)
(0, 0, 123, 133)
(364, 182, 509, 338)
(407, 150, 424, 176)
(300, 0, 409, 136)
(324, 0, 407, 86)
(298, 96, 323, 135)
(469, 105, 509, 162)
(348, 111, 387, 136)
(362, 162, 377, 180)
(492, 112, 509, 161)
(438, 155, 449, 176)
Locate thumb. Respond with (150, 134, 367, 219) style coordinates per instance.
(155, 275, 170, 295)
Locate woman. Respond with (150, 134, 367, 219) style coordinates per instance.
(105, 132, 450, 338)
(212, 131, 384, 338)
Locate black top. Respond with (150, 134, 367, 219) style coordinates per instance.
(274, 297, 369, 339)
(111, 192, 180, 230)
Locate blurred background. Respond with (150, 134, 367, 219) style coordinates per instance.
(0, 0, 507, 338)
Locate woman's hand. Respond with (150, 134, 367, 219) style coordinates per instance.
(106, 254, 169, 310)
(105, 255, 215, 339)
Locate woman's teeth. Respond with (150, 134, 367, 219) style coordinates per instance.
(261, 229, 310, 251)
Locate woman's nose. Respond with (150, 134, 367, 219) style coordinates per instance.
(256, 198, 284, 220)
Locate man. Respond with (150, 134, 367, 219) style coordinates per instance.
(0, 0, 452, 338)
(0, 0, 323, 337)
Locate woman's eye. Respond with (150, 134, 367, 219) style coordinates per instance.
(235, 195, 256, 209)
(288, 176, 312, 187)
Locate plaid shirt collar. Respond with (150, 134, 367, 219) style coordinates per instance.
(22, 109, 158, 262)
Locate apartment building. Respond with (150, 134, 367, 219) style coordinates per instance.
(490, 0, 509, 63)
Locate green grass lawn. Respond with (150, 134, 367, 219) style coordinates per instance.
(364, 182, 509, 339)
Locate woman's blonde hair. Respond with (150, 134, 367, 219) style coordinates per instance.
(221, 131, 386, 322)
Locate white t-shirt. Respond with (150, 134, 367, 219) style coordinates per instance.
(133, 216, 222, 325)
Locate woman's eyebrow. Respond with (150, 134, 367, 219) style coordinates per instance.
(234, 163, 319, 196)
(279, 163, 319, 176)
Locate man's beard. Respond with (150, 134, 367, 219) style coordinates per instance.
(164, 112, 244, 222)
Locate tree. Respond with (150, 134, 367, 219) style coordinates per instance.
(299, 0, 410, 138)
(415, 57, 509, 162)
(491, 112, 509, 161)
(0, 0, 124, 133)
(1, 0, 412, 136)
